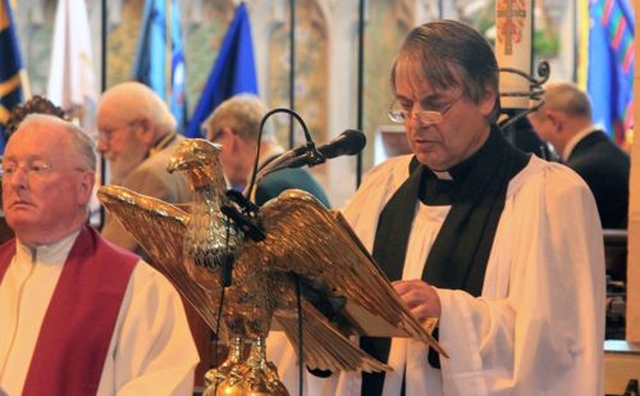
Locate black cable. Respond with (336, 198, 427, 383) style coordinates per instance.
(99, 0, 108, 229)
(356, 0, 365, 188)
(212, 283, 226, 395)
(288, 0, 296, 149)
(245, 107, 312, 201)
(212, 218, 233, 394)
(295, 274, 304, 396)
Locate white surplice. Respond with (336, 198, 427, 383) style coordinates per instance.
(267, 154, 605, 396)
(0, 231, 199, 396)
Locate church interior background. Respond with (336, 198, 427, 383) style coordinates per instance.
(6, 0, 640, 393)
(11, 0, 576, 207)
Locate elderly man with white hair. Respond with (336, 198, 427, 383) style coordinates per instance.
(0, 114, 198, 395)
(96, 81, 192, 253)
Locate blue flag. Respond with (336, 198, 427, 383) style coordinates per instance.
(132, 0, 187, 131)
(0, 0, 24, 151)
(169, 2, 186, 130)
(185, 2, 258, 138)
(587, 0, 634, 146)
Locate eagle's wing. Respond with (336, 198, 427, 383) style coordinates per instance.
(253, 189, 445, 357)
(273, 300, 390, 372)
(97, 185, 223, 337)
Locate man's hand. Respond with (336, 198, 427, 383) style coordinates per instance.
(392, 279, 441, 320)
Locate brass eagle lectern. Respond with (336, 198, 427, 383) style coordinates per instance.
(98, 138, 444, 395)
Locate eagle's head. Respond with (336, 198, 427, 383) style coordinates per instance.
(167, 138, 228, 192)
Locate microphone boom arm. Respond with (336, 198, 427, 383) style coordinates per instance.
(245, 107, 317, 202)
(243, 110, 366, 204)
(251, 148, 327, 191)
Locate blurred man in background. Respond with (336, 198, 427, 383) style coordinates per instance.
(202, 93, 331, 207)
(96, 82, 215, 386)
(96, 81, 192, 252)
(528, 81, 630, 229)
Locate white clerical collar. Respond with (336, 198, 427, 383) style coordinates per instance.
(562, 126, 597, 161)
(16, 229, 82, 265)
(432, 170, 453, 180)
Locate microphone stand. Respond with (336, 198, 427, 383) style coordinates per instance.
(244, 107, 321, 202)
(250, 147, 325, 194)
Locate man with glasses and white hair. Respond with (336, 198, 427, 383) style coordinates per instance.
(271, 20, 604, 396)
(0, 114, 198, 395)
(96, 81, 191, 254)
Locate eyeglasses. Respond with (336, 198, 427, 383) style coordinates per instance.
(201, 125, 223, 142)
(387, 94, 463, 125)
(3, 161, 88, 180)
(209, 129, 224, 142)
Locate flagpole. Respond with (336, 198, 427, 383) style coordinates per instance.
(19, 69, 31, 100)
(13, 0, 32, 100)
(101, 0, 107, 92)
(355, 0, 364, 188)
(288, 0, 296, 149)
(100, 0, 108, 228)
(571, 0, 577, 82)
(166, 0, 172, 104)
(6, 0, 30, 100)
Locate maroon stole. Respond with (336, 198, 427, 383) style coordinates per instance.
(0, 225, 138, 396)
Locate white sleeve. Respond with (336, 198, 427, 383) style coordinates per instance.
(437, 162, 605, 395)
(98, 261, 200, 396)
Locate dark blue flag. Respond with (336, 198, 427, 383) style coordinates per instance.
(0, 0, 24, 152)
(587, 0, 634, 147)
(185, 2, 258, 138)
(132, 0, 187, 131)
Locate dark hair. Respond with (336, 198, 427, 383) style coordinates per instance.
(5, 96, 66, 141)
(390, 20, 500, 123)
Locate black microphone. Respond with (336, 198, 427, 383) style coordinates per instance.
(285, 129, 366, 169)
(250, 129, 366, 192)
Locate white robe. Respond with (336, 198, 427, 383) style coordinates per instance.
(0, 231, 199, 396)
(267, 154, 605, 395)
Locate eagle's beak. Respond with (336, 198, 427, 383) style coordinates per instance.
(167, 154, 187, 174)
